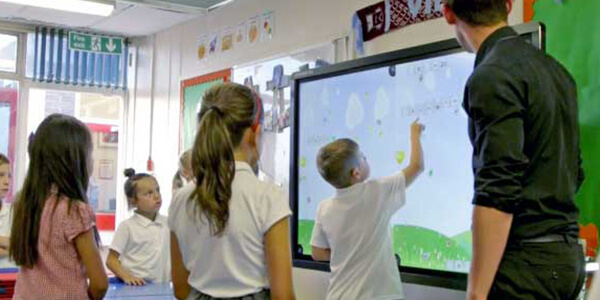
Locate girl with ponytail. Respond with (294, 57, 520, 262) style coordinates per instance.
(169, 83, 295, 300)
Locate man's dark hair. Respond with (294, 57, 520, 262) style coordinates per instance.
(445, 0, 509, 26)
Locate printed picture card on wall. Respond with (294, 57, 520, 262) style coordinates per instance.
(247, 15, 260, 44)
(221, 27, 234, 52)
(197, 34, 207, 61)
(208, 32, 220, 56)
(235, 21, 247, 46)
(261, 11, 275, 41)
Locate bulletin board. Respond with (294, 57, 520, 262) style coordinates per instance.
(527, 0, 600, 251)
(180, 69, 231, 152)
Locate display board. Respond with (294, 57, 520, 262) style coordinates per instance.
(180, 69, 231, 152)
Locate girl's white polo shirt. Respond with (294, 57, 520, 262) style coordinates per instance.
(0, 203, 15, 268)
(168, 161, 291, 298)
(110, 212, 171, 282)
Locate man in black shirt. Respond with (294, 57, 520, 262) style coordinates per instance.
(442, 1, 585, 299)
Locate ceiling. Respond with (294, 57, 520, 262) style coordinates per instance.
(0, 0, 232, 37)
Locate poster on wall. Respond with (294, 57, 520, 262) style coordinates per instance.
(44, 91, 76, 117)
(221, 27, 234, 52)
(353, 0, 443, 56)
(247, 15, 260, 44)
(99, 131, 118, 148)
(208, 32, 220, 56)
(197, 34, 207, 61)
(261, 11, 275, 41)
(235, 22, 247, 46)
(99, 159, 114, 180)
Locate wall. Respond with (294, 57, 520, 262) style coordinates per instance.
(125, 0, 524, 298)
(532, 0, 600, 242)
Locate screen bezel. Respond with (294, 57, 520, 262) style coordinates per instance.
(289, 22, 545, 290)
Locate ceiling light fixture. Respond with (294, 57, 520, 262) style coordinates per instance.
(0, 0, 114, 17)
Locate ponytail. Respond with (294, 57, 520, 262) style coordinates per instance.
(190, 83, 260, 236)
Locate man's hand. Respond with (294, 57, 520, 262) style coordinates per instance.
(467, 205, 513, 300)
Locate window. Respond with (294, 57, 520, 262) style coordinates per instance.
(27, 88, 122, 214)
(0, 34, 18, 73)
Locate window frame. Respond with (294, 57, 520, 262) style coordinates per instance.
(0, 31, 22, 78)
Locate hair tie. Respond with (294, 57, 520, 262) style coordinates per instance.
(208, 105, 224, 116)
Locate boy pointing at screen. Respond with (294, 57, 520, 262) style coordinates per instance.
(311, 120, 424, 300)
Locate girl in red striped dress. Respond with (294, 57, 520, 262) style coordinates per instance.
(10, 114, 108, 300)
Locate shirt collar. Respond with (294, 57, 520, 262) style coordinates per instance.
(475, 26, 518, 67)
(235, 161, 255, 175)
(335, 181, 362, 198)
(133, 211, 161, 228)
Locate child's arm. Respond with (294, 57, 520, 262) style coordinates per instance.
(310, 204, 330, 262)
(311, 246, 330, 262)
(265, 217, 296, 300)
(402, 120, 425, 187)
(106, 250, 146, 286)
(0, 236, 9, 256)
(0, 236, 8, 248)
(171, 232, 191, 300)
(74, 229, 108, 300)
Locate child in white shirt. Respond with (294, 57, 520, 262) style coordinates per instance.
(169, 83, 295, 300)
(106, 168, 170, 285)
(311, 120, 425, 300)
(0, 154, 14, 268)
(172, 150, 192, 196)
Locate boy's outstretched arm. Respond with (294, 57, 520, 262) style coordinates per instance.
(402, 120, 425, 187)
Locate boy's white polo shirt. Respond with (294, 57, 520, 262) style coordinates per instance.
(311, 172, 407, 300)
(110, 212, 171, 282)
(168, 161, 291, 298)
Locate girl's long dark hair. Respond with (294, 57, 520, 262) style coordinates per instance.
(10, 114, 95, 268)
(191, 83, 262, 236)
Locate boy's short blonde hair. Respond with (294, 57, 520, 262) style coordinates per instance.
(317, 138, 361, 189)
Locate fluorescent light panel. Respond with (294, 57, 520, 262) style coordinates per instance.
(0, 0, 114, 17)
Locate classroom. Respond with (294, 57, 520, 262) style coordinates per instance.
(0, 0, 598, 299)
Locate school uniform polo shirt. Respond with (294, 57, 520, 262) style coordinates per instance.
(0, 203, 15, 268)
(311, 172, 407, 300)
(110, 212, 171, 282)
(168, 161, 291, 298)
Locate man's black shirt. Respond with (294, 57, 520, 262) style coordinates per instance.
(463, 26, 583, 240)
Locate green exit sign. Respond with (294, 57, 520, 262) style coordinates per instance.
(68, 32, 123, 55)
